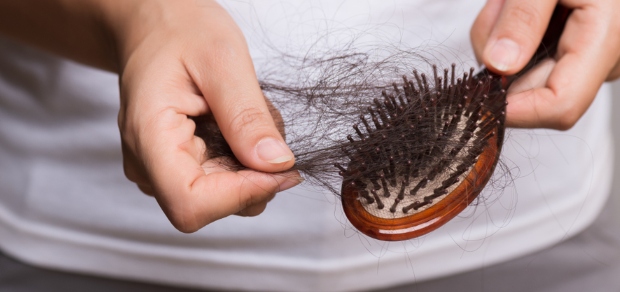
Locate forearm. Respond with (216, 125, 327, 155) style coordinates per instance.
(0, 0, 144, 72)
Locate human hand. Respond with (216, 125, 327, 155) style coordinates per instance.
(471, 0, 620, 129)
(110, 0, 301, 232)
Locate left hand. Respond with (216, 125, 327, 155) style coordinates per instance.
(471, 0, 620, 130)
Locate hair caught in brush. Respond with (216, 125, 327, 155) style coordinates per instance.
(193, 47, 501, 191)
(192, 45, 510, 240)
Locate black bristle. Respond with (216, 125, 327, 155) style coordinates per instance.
(371, 190, 384, 209)
(421, 73, 429, 93)
(413, 69, 423, 93)
(359, 190, 374, 204)
(443, 68, 449, 93)
(409, 178, 429, 196)
(360, 115, 372, 132)
(353, 124, 364, 139)
(322, 65, 505, 219)
(397, 179, 407, 200)
(432, 65, 439, 89)
(403, 200, 430, 213)
(380, 173, 391, 197)
(389, 197, 401, 213)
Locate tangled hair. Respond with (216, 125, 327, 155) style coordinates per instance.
(193, 48, 498, 193)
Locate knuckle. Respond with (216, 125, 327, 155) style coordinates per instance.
(503, 5, 543, 41)
(122, 163, 138, 182)
(227, 106, 269, 135)
(136, 184, 154, 196)
(162, 193, 207, 233)
(209, 37, 246, 63)
(120, 145, 145, 183)
(237, 203, 268, 217)
(174, 223, 201, 234)
(169, 213, 201, 234)
(507, 5, 539, 28)
(552, 110, 580, 131)
(118, 118, 131, 142)
(264, 192, 277, 203)
(247, 205, 267, 217)
(238, 189, 255, 211)
(470, 28, 486, 57)
(607, 65, 620, 81)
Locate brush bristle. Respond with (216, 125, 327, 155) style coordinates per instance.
(336, 65, 506, 218)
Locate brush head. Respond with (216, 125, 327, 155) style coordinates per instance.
(338, 65, 506, 241)
(338, 4, 570, 241)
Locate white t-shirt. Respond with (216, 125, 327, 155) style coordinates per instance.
(0, 1, 613, 291)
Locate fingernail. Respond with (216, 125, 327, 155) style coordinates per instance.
(488, 38, 520, 72)
(256, 137, 294, 164)
(278, 177, 305, 192)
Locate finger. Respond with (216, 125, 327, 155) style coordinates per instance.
(235, 191, 276, 217)
(137, 183, 155, 196)
(507, 58, 556, 96)
(482, 0, 557, 74)
(121, 142, 150, 185)
(179, 134, 208, 164)
(188, 170, 299, 222)
(608, 62, 620, 81)
(471, 0, 506, 63)
(120, 93, 207, 187)
(129, 85, 301, 232)
(120, 49, 210, 118)
(182, 9, 294, 174)
(151, 131, 302, 233)
(506, 3, 620, 129)
(236, 202, 269, 217)
(119, 59, 210, 187)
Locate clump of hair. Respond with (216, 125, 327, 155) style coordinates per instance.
(192, 46, 507, 198)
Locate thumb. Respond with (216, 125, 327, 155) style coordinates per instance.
(471, 0, 504, 64)
(185, 39, 294, 173)
(481, 0, 557, 75)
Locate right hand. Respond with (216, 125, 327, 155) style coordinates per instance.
(471, 0, 620, 130)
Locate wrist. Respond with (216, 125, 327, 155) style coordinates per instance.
(95, 0, 154, 72)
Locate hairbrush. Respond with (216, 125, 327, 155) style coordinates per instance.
(193, 5, 571, 241)
(337, 65, 506, 241)
(338, 5, 571, 241)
